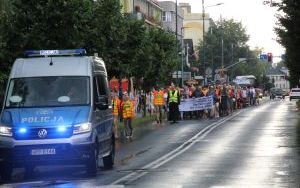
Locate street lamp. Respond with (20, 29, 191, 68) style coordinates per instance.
(202, 1, 224, 85)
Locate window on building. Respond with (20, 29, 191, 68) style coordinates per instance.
(162, 11, 172, 22)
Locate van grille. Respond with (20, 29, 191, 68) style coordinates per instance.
(13, 127, 73, 140)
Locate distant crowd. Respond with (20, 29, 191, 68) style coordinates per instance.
(111, 83, 264, 139)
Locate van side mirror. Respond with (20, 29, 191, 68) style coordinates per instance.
(95, 96, 108, 110)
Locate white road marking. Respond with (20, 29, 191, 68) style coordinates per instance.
(111, 110, 244, 185)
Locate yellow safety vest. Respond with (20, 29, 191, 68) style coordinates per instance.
(122, 100, 134, 119)
(169, 90, 178, 103)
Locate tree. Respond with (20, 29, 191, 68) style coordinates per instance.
(0, 0, 11, 11)
(197, 19, 270, 84)
(0, 0, 178, 92)
(130, 27, 177, 89)
(276, 0, 300, 87)
(198, 19, 249, 74)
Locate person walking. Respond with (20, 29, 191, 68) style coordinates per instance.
(121, 92, 135, 139)
(153, 87, 165, 124)
(220, 85, 229, 116)
(167, 84, 180, 124)
(112, 92, 121, 139)
(201, 86, 209, 119)
(215, 85, 221, 118)
(208, 85, 217, 118)
(249, 86, 255, 106)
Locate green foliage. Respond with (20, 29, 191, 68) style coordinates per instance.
(139, 28, 177, 88)
(197, 18, 269, 86)
(276, 0, 300, 87)
(198, 19, 249, 70)
(0, 0, 11, 11)
(0, 0, 178, 91)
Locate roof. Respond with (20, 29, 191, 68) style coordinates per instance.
(10, 56, 93, 78)
(266, 65, 286, 76)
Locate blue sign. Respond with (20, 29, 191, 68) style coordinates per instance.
(260, 54, 268, 61)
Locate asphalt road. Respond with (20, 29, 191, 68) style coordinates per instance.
(2, 99, 300, 188)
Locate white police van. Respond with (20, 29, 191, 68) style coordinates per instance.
(0, 49, 115, 180)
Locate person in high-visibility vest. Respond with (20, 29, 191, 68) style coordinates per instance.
(167, 84, 180, 124)
(153, 87, 165, 124)
(111, 92, 121, 139)
(121, 92, 135, 138)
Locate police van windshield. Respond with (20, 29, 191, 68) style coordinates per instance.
(5, 76, 90, 108)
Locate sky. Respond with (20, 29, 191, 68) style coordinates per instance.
(177, 0, 285, 62)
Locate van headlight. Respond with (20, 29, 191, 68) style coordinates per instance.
(0, 126, 13, 137)
(73, 123, 92, 134)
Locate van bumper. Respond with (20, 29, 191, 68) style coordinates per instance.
(0, 132, 94, 167)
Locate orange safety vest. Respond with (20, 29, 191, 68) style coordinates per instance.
(112, 98, 121, 116)
(154, 90, 165, 106)
(122, 100, 134, 119)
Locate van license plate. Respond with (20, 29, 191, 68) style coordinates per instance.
(31, 149, 56, 155)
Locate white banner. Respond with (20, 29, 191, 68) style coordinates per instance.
(179, 96, 214, 112)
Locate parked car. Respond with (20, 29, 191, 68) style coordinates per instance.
(270, 88, 285, 99)
(289, 88, 300, 101)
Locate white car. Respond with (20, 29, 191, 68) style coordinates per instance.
(289, 88, 300, 101)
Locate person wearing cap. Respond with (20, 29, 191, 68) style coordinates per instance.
(111, 92, 121, 139)
(121, 92, 135, 138)
(167, 83, 180, 124)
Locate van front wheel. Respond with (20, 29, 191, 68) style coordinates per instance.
(86, 144, 98, 177)
(103, 136, 115, 169)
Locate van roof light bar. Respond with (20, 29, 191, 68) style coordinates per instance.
(24, 49, 87, 57)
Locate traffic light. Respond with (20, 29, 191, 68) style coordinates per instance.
(267, 53, 273, 62)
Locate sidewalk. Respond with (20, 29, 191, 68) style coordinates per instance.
(116, 111, 168, 142)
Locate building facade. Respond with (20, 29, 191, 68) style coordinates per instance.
(179, 3, 212, 49)
(266, 66, 290, 92)
(158, 1, 184, 38)
(121, 0, 162, 27)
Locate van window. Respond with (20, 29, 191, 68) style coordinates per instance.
(96, 75, 108, 96)
(93, 77, 99, 103)
(93, 75, 109, 104)
(5, 76, 90, 108)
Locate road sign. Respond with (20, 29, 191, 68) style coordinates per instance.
(260, 54, 268, 61)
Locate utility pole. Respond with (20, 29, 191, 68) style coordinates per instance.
(175, 0, 179, 86)
(175, 0, 178, 41)
(221, 15, 224, 83)
(181, 27, 184, 87)
(202, 0, 206, 85)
